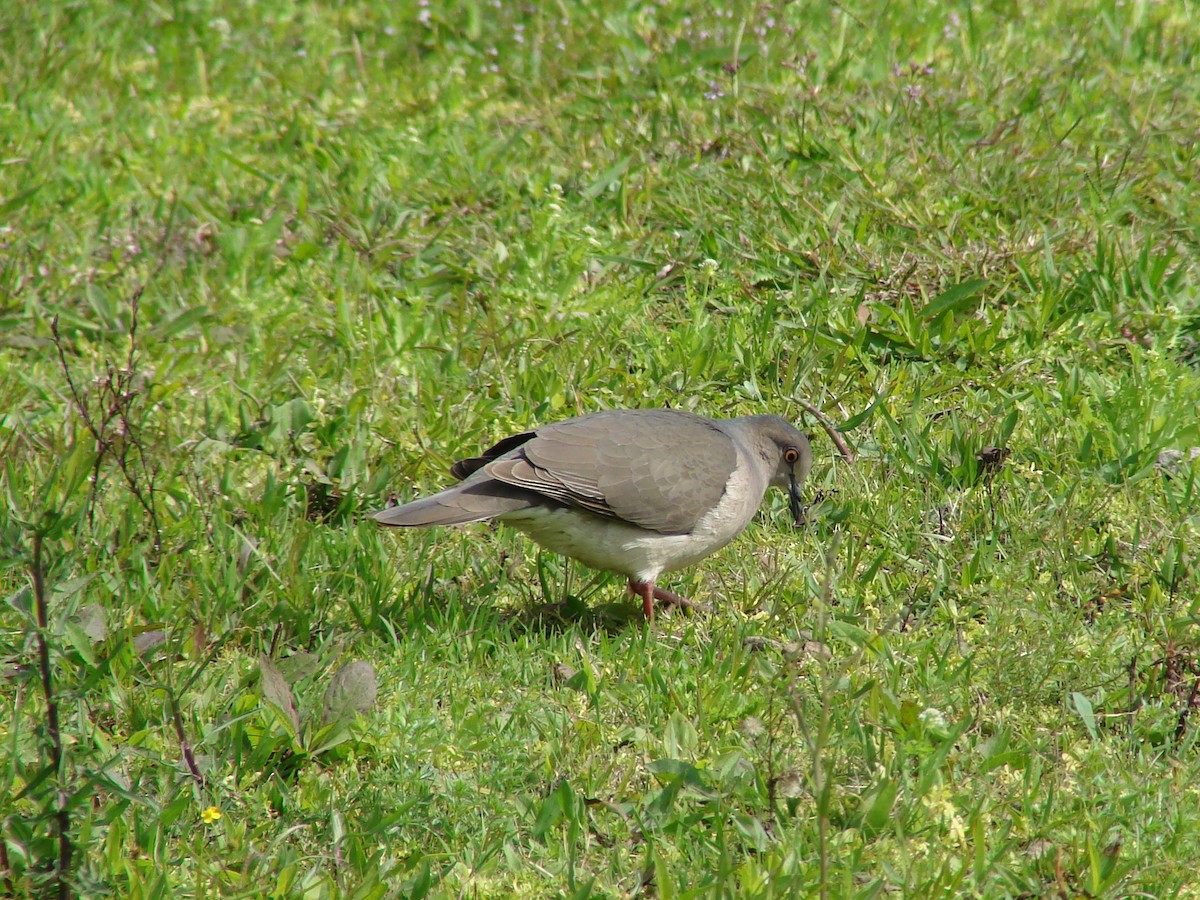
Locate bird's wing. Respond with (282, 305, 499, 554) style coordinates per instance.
(482, 409, 737, 534)
(450, 431, 536, 480)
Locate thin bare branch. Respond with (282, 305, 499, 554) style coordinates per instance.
(170, 695, 205, 786)
(797, 398, 855, 464)
(32, 533, 73, 899)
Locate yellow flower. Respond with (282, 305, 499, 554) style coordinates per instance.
(201, 805, 222, 824)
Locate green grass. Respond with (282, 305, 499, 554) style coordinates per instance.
(3, 0, 1200, 896)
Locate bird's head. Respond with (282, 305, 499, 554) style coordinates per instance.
(735, 415, 813, 526)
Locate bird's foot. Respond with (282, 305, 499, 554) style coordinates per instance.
(628, 581, 711, 621)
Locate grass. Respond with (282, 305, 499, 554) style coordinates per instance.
(2, 0, 1200, 895)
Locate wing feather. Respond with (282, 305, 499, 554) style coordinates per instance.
(482, 409, 737, 534)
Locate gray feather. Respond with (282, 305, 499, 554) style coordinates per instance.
(371, 480, 537, 527)
(496, 409, 736, 534)
(372, 408, 813, 620)
(374, 409, 784, 536)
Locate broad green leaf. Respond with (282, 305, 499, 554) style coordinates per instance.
(260, 655, 301, 736)
(1071, 691, 1098, 739)
(921, 278, 988, 323)
(320, 661, 378, 727)
(74, 604, 107, 643)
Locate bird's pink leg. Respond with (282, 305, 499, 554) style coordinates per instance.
(628, 581, 654, 621)
(628, 581, 709, 620)
(653, 586, 710, 612)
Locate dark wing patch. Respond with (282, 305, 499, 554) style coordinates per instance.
(450, 431, 536, 480)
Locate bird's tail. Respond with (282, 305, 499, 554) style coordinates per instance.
(371, 482, 534, 527)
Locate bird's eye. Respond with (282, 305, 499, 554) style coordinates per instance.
(784, 448, 800, 464)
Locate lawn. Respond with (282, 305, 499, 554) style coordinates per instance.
(3, 0, 1200, 896)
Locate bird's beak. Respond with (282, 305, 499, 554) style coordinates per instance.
(788, 473, 805, 526)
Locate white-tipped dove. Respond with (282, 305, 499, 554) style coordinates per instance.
(372, 408, 812, 620)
